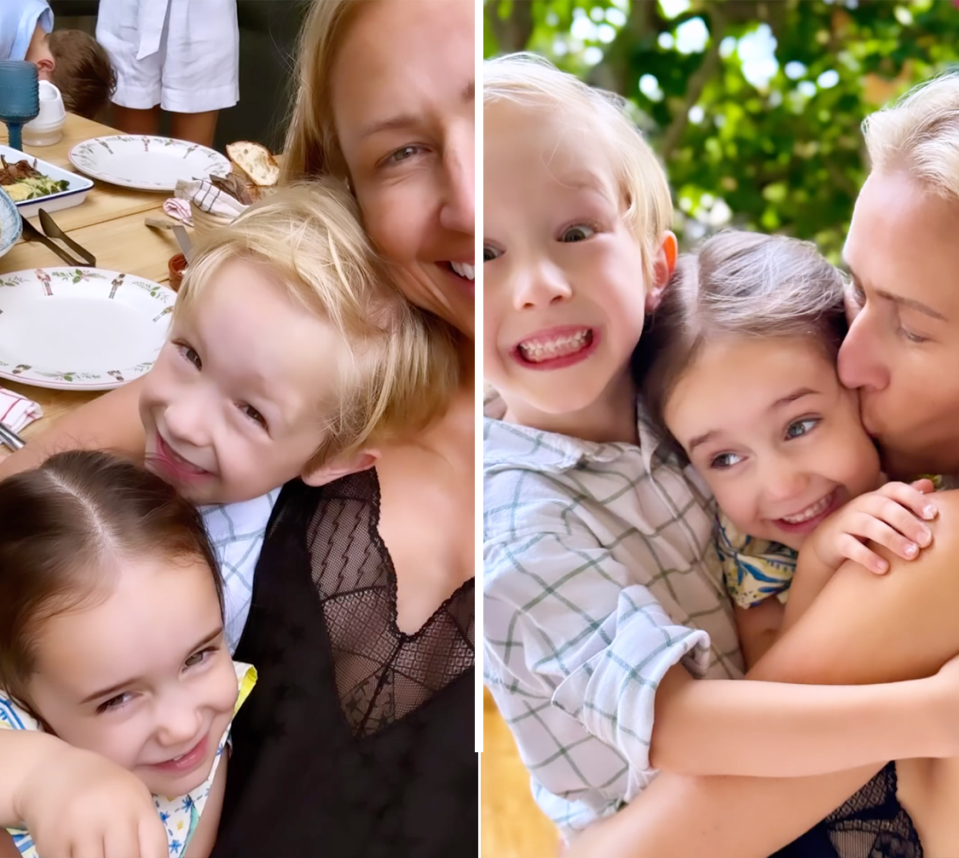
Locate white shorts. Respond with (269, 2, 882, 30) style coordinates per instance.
(96, 0, 239, 113)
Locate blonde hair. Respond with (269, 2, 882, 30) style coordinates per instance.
(177, 184, 458, 466)
(634, 231, 847, 452)
(282, 0, 363, 182)
(863, 72, 959, 200)
(484, 52, 673, 286)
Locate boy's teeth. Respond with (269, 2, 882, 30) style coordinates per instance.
(781, 493, 832, 524)
(518, 329, 591, 363)
(450, 262, 475, 280)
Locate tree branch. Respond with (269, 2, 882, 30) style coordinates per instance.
(659, 3, 727, 162)
(487, 0, 535, 55)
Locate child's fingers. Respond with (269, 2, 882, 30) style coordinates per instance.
(863, 493, 933, 548)
(138, 815, 169, 858)
(844, 510, 922, 563)
(910, 478, 936, 495)
(103, 824, 141, 858)
(879, 480, 938, 521)
(836, 532, 889, 574)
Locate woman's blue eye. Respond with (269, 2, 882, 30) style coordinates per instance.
(390, 146, 419, 163)
(561, 225, 596, 243)
(786, 418, 819, 439)
(484, 245, 501, 263)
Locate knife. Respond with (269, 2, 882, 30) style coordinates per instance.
(0, 420, 24, 451)
(171, 224, 193, 264)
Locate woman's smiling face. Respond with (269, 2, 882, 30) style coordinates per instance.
(330, 0, 475, 338)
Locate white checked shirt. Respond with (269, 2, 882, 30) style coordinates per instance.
(201, 489, 280, 652)
(483, 404, 744, 840)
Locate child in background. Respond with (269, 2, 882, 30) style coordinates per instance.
(0, 451, 256, 858)
(0, 0, 115, 119)
(96, 0, 240, 147)
(482, 52, 959, 846)
(0, 182, 459, 857)
(633, 230, 936, 668)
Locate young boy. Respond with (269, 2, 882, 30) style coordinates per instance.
(482, 53, 959, 846)
(0, 0, 115, 120)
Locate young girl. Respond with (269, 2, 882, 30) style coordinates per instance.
(0, 450, 256, 858)
(634, 229, 938, 667)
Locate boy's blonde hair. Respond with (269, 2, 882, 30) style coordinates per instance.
(863, 72, 959, 201)
(282, 0, 362, 182)
(634, 230, 847, 455)
(483, 52, 673, 286)
(177, 184, 458, 467)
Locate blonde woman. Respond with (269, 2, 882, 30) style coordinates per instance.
(0, 1, 475, 856)
(565, 73, 959, 858)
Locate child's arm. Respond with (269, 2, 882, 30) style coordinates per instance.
(0, 377, 146, 480)
(782, 479, 936, 631)
(0, 730, 167, 858)
(487, 518, 959, 785)
(732, 600, 783, 669)
(183, 754, 228, 858)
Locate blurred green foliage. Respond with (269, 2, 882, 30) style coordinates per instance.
(484, 0, 959, 259)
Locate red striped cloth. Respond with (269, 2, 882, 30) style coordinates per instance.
(0, 387, 42, 433)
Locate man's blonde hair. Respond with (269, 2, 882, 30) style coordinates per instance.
(863, 72, 959, 200)
(484, 52, 673, 286)
(177, 184, 458, 467)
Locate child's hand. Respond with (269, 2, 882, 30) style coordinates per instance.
(18, 744, 167, 858)
(809, 479, 937, 575)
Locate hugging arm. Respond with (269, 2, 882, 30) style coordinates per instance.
(567, 490, 959, 857)
(0, 377, 146, 480)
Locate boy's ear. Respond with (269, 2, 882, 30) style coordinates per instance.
(646, 231, 678, 313)
(34, 55, 55, 81)
(300, 449, 380, 487)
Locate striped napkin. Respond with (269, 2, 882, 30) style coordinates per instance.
(0, 386, 42, 433)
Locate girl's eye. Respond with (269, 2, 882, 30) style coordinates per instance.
(560, 224, 596, 243)
(898, 327, 929, 344)
(184, 647, 216, 669)
(785, 418, 820, 439)
(96, 692, 132, 714)
(177, 343, 201, 370)
(483, 245, 502, 263)
(710, 452, 743, 470)
(238, 403, 267, 429)
(849, 285, 866, 306)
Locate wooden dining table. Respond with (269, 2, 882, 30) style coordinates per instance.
(0, 113, 193, 460)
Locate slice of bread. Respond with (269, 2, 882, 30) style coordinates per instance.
(226, 141, 279, 188)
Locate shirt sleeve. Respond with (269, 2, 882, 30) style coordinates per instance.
(0, 0, 53, 62)
(484, 520, 712, 773)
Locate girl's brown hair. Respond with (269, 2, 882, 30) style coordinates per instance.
(633, 230, 848, 456)
(0, 451, 222, 716)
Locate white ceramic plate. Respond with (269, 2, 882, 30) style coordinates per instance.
(0, 145, 94, 218)
(0, 187, 20, 262)
(0, 267, 174, 390)
(68, 135, 231, 192)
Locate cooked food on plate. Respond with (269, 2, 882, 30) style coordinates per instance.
(0, 156, 69, 202)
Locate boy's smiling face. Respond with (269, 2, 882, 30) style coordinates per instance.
(483, 102, 665, 433)
(139, 260, 347, 504)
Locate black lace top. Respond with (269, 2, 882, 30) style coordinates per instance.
(212, 471, 477, 858)
(775, 764, 922, 858)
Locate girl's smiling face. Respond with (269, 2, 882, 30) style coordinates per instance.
(26, 552, 238, 798)
(664, 336, 882, 550)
